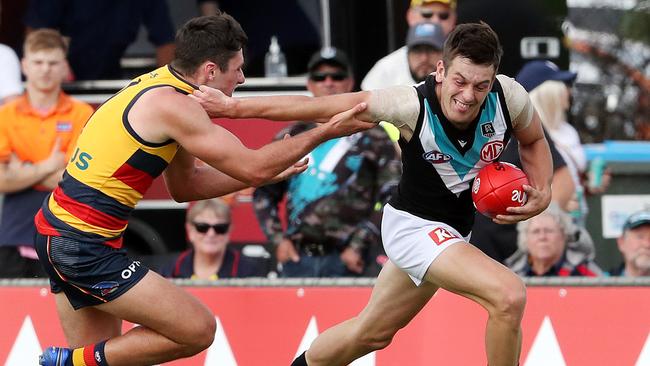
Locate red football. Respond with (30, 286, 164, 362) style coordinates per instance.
(472, 162, 529, 218)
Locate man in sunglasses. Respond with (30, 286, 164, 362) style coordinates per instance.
(253, 47, 401, 277)
(361, 0, 456, 91)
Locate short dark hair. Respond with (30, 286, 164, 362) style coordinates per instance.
(442, 22, 503, 73)
(172, 11, 248, 74)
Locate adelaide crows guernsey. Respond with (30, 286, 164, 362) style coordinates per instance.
(389, 74, 528, 236)
(35, 65, 196, 248)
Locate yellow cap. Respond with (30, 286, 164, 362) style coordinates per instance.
(410, 0, 456, 8)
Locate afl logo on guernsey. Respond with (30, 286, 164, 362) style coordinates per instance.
(423, 150, 452, 164)
(480, 141, 504, 162)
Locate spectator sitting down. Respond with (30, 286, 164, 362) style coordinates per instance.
(161, 198, 267, 279)
(508, 203, 603, 277)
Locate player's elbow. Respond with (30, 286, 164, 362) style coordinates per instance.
(244, 171, 269, 188)
(166, 184, 197, 203)
(238, 164, 275, 187)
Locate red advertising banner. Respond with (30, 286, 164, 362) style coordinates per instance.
(1, 286, 648, 365)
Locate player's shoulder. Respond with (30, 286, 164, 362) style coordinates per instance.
(495, 75, 527, 96)
(495, 74, 528, 104)
(141, 85, 201, 114)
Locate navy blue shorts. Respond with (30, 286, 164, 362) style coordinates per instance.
(35, 232, 149, 310)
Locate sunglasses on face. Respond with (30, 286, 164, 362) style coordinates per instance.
(309, 71, 349, 82)
(420, 9, 450, 20)
(192, 222, 230, 234)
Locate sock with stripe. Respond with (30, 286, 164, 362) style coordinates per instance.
(70, 341, 109, 366)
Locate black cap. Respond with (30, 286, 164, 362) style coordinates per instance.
(623, 210, 650, 231)
(406, 22, 445, 50)
(307, 47, 352, 73)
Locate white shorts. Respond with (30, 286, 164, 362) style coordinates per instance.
(382, 203, 469, 285)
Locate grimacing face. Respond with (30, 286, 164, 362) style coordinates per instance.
(435, 57, 496, 127)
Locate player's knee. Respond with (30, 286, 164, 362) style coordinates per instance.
(181, 311, 216, 355)
(493, 277, 527, 321)
(195, 313, 217, 350)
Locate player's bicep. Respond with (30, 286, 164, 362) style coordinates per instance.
(162, 98, 251, 169)
(513, 108, 545, 147)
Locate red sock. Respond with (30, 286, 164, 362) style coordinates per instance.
(71, 341, 108, 366)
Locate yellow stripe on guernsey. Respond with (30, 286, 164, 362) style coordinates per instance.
(72, 348, 87, 366)
(46, 65, 196, 239)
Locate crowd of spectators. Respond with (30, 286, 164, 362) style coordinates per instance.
(0, 0, 646, 281)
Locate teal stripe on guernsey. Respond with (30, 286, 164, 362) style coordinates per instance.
(424, 92, 499, 179)
(287, 138, 341, 222)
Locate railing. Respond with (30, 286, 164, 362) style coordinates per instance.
(2, 276, 649, 287)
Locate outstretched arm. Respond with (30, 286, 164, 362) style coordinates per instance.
(135, 88, 374, 198)
(190, 85, 372, 122)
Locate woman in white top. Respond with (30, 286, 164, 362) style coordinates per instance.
(529, 80, 588, 223)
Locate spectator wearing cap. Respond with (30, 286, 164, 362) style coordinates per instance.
(361, 0, 455, 91)
(253, 47, 401, 277)
(305, 47, 354, 98)
(612, 210, 650, 276)
(406, 22, 445, 84)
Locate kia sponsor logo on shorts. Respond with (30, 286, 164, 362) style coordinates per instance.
(423, 150, 452, 164)
(480, 141, 504, 162)
(428, 227, 458, 246)
(121, 260, 142, 279)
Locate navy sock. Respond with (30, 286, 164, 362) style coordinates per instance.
(94, 341, 109, 366)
